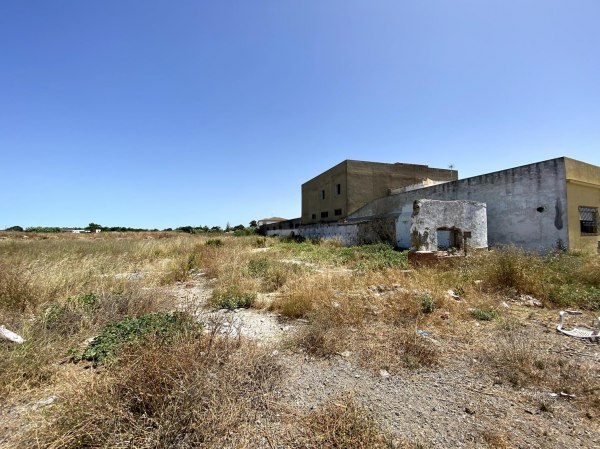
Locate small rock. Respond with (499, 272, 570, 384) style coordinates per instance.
(354, 374, 361, 379)
(271, 350, 279, 357)
(379, 369, 390, 379)
(501, 301, 510, 308)
(338, 351, 351, 358)
(464, 406, 475, 415)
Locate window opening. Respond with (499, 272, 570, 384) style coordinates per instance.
(336, 184, 341, 195)
(320, 190, 325, 200)
(321, 211, 329, 218)
(436, 228, 461, 251)
(580, 206, 598, 235)
(334, 209, 342, 216)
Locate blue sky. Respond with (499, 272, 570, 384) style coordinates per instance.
(1, 1, 599, 229)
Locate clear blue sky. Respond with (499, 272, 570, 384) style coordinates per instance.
(1, 1, 599, 229)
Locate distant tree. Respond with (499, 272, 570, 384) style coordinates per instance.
(225, 222, 231, 232)
(5, 225, 23, 232)
(249, 220, 257, 228)
(85, 223, 102, 232)
(209, 226, 222, 233)
(232, 224, 245, 231)
(25, 227, 62, 233)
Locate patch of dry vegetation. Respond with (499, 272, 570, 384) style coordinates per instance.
(292, 395, 391, 448)
(30, 333, 281, 449)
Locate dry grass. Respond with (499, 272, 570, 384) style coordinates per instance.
(480, 320, 600, 411)
(292, 395, 391, 448)
(3, 232, 600, 447)
(27, 332, 282, 449)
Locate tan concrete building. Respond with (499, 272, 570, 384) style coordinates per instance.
(301, 160, 457, 224)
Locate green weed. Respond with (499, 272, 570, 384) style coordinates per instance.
(75, 312, 200, 364)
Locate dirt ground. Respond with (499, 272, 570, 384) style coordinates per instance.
(164, 274, 600, 448)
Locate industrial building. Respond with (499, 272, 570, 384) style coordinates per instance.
(264, 157, 600, 253)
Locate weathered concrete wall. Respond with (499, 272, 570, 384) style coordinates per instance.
(295, 223, 360, 245)
(265, 229, 297, 237)
(410, 199, 487, 251)
(348, 158, 569, 252)
(357, 217, 396, 245)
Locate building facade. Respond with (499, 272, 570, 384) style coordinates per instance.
(301, 160, 457, 225)
(346, 157, 599, 253)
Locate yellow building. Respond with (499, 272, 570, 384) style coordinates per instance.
(565, 158, 600, 253)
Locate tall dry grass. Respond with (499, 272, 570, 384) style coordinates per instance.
(27, 333, 282, 449)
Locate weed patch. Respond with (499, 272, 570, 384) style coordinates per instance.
(74, 312, 200, 364)
(210, 285, 255, 310)
(470, 308, 501, 321)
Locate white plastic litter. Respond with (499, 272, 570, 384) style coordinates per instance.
(556, 311, 600, 341)
(0, 325, 25, 344)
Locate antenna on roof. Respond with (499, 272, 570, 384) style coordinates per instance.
(448, 164, 456, 179)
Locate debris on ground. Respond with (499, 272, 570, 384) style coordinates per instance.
(556, 311, 600, 341)
(0, 325, 24, 344)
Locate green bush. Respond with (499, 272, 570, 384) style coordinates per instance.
(205, 238, 223, 247)
(470, 308, 500, 321)
(248, 258, 270, 278)
(275, 241, 407, 270)
(550, 285, 600, 311)
(211, 286, 255, 310)
(233, 227, 257, 236)
(421, 294, 436, 314)
(75, 312, 200, 364)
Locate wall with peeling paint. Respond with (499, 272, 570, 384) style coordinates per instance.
(348, 158, 569, 252)
(410, 199, 487, 251)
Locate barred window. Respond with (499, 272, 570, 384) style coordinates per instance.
(579, 206, 598, 235)
(334, 208, 342, 216)
(321, 211, 328, 218)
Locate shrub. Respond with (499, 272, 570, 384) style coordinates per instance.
(470, 308, 500, 321)
(248, 257, 270, 278)
(211, 285, 255, 310)
(205, 238, 223, 246)
(420, 293, 436, 314)
(233, 227, 257, 236)
(75, 312, 200, 364)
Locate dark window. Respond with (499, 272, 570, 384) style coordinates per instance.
(580, 206, 598, 235)
(311, 213, 316, 220)
(336, 184, 341, 195)
(320, 189, 325, 200)
(321, 211, 328, 218)
(334, 208, 342, 216)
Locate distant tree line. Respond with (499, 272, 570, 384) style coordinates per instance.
(4, 221, 259, 235)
